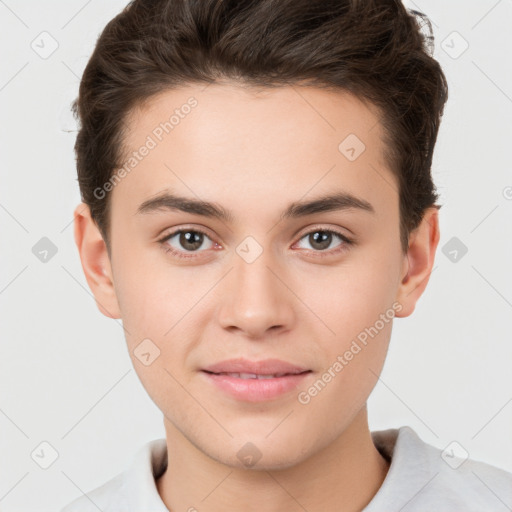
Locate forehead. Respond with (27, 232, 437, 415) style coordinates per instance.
(111, 82, 396, 221)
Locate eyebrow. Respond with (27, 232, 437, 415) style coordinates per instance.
(136, 190, 375, 222)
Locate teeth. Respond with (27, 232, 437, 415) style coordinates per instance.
(221, 372, 287, 379)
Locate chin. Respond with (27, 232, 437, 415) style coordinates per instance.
(205, 436, 311, 472)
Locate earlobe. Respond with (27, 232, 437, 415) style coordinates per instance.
(73, 202, 122, 319)
(395, 208, 440, 318)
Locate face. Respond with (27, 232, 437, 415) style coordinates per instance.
(87, 82, 424, 469)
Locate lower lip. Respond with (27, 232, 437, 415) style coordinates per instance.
(201, 371, 312, 402)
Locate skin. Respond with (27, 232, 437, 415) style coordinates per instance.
(74, 81, 439, 512)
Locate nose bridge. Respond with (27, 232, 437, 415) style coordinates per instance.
(216, 241, 294, 337)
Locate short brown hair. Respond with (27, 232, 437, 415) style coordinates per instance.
(72, 0, 448, 254)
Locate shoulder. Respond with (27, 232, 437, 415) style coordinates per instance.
(60, 438, 168, 512)
(365, 426, 512, 511)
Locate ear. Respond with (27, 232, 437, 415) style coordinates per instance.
(73, 202, 121, 319)
(395, 207, 440, 317)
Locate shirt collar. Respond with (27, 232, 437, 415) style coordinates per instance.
(363, 426, 432, 511)
(120, 437, 169, 511)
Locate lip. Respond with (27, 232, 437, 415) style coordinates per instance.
(201, 371, 312, 402)
(200, 358, 312, 402)
(201, 357, 310, 375)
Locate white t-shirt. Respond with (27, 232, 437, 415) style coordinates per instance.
(60, 426, 512, 511)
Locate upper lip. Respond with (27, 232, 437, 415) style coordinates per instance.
(202, 358, 311, 375)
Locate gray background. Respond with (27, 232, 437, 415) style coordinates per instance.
(1, 1, 511, 510)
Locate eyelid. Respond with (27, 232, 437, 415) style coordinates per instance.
(293, 223, 352, 242)
(158, 224, 218, 242)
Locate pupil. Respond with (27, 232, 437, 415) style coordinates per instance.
(180, 231, 203, 250)
(310, 231, 331, 250)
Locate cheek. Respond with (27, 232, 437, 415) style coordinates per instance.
(296, 308, 393, 427)
(117, 273, 196, 411)
(291, 250, 399, 396)
(114, 252, 200, 336)
(294, 254, 400, 338)
(113, 261, 206, 379)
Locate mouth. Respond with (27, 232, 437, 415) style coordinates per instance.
(200, 369, 313, 402)
(201, 357, 311, 376)
(202, 370, 311, 379)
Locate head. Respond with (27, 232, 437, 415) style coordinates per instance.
(73, 0, 447, 469)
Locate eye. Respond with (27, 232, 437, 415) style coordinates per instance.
(157, 226, 353, 261)
(158, 228, 218, 259)
(293, 228, 353, 256)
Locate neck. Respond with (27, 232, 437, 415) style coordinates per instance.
(156, 407, 389, 512)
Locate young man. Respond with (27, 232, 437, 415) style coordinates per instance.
(63, 0, 512, 510)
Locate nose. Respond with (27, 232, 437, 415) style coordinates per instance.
(216, 249, 295, 339)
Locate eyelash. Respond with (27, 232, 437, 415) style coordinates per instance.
(157, 226, 354, 260)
